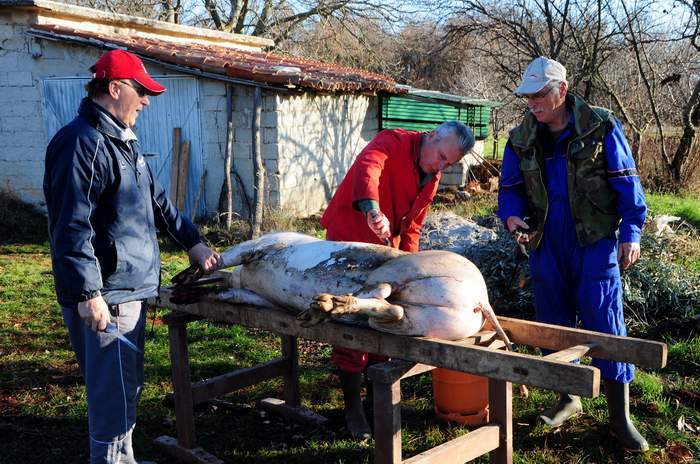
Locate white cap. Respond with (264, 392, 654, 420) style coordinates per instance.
(514, 57, 566, 95)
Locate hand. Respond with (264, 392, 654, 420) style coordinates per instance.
(617, 242, 641, 270)
(78, 295, 111, 332)
(367, 209, 391, 240)
(188, 243, 222, 273)
(506, 216, 530, 243)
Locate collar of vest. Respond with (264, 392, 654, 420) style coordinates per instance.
(509, 94, 608, 150)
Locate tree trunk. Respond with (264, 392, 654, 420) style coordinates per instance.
(224, 85, 234, 229)
(670, 78, 700, 188)
(251, 87, 265, 239)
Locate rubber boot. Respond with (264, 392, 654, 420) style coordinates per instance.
(604, 380, 649, 451)
(537, 393, 582, 427)
(339, 370, 371, 439)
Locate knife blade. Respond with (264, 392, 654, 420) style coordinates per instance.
(104, 322, 142, 354)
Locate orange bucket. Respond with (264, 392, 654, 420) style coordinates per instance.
(432, 368, 489, 426)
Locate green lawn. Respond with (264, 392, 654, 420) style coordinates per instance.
(1, 192, 699, 463)
(646, 193, 700, 229)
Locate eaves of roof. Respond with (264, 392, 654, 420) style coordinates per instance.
(28, 23, 404, 95)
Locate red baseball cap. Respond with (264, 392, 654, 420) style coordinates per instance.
(92, 50, 166, 95)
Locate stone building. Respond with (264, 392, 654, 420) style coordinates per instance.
(0, 0, 490, 220)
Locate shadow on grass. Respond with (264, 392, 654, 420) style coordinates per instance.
(0, 191, 48, 246)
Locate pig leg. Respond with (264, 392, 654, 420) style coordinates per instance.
(297, 283, 402, 327)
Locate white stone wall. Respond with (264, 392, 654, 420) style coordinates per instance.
(274, 93, 378, 216)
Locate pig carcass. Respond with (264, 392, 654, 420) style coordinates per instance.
(174, 232, 511, 345)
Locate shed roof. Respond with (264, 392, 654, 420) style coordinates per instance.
(3, 0, 403, 94)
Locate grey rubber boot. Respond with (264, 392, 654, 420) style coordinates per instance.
(339, 370, 371, 439)
(537, 393, 583, 427)
(604, 380, 649, 451)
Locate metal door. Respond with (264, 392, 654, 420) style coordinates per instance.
(42, 76, 205, 218)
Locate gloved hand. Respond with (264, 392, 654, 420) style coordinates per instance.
(188, 243, 222, 273)
(78, 295, 111, 332)
(366, 209, 391, 240)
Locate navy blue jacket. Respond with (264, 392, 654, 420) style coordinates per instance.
(44, 98, 202, 308)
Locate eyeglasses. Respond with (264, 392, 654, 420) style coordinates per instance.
(523, 84, 556, 100)
(118, 80, 148, 98)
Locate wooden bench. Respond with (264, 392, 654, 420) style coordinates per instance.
(151, 287, 666, 464)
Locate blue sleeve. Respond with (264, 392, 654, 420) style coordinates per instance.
(497, 142, 528, 225)
(604, 120, 647, 243)
(149, 165, 202, 251)
(44, 131, 107, 298)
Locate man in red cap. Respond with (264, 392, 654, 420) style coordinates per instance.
(44, 49, 220, 463)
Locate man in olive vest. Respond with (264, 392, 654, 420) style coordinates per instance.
(498, 57, 648, 451)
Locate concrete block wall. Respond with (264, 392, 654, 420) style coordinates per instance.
(275, 92, 378, 216)
(199, 84, 285, 220)
(439, 140, 484, 188)
(0, 10, 101, 206)
(0, 11, 180, 209)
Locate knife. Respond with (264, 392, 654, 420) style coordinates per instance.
(104, 322, 142, 354)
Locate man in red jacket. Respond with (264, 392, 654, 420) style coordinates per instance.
(320, 120, 475, 438)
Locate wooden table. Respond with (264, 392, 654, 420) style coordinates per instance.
(151, 286, 667, 464)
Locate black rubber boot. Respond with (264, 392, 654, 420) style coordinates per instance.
(604, 380, 649, 451)
(537, 393, 582, 427)
(339, 370, 371, 439)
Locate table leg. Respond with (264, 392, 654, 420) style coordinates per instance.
(489, 379, 512, 464)
(167, 316, 196, 449)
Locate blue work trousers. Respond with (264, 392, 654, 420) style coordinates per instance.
(62, 300, 147, 463)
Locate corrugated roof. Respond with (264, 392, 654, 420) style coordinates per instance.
(29, 23, 403, 94)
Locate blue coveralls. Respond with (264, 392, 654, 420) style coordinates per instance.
(498, 115, 646, 383)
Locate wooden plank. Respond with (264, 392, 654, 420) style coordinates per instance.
(367, 359, 434, 384)
(259, 398, 329, 427)
(544, 343, 597, 363)
(154, 435, 224, 464)
(490, 316, 667, 369)
(170, 128, 181, 203)
(191, 357, 290, 405)
(280, 335, 300, 407)
(373, 377, 402, 464)
(489, 379, 512, 464)
(156, 290, 601, 397)
(404, 425, 500, 464)
(176, 140, 190, 212)
(166, 317, 196, 448)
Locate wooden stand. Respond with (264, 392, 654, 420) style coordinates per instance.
(152, 287, 666, 464)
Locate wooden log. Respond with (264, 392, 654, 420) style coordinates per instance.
(489, 379, 512, 464)
(170, 127, 181, 203)
(280, 335, 300, 407)
(544, 343, 597, 363)
(166, 316, 196, 448)
(490, 316, 667, 369)
(258, 398, 328, 427)
(190, 356, 290, 405)
(373, 376, 402, 464)
(154, 435, 224, 464)
(367, 359, 434, 384)
(156, 291, 601, 397)
(403, 425, 500, 464)
(177, 140, 190, 212)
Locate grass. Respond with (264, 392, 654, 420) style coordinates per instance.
(646, 193, 700, 229)
(2, 190, 700, 463)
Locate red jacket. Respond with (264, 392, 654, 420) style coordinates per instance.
(320, 129, 440, 252)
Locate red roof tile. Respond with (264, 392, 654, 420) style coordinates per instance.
(30, 23, 403, 94)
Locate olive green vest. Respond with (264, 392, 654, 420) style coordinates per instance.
(508, 94, 620, 249)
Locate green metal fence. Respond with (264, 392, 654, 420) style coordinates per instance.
(380, 95, 493, 140)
